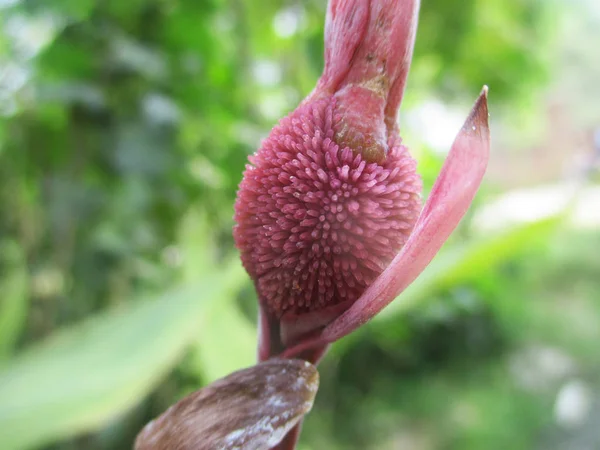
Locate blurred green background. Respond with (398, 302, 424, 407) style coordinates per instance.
(0, 0, 599, 449)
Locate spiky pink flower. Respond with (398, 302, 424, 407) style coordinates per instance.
(235, 0, 490, 366)
(235, 98, 421, 320)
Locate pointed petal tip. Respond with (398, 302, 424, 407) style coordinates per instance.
(478, 84, 489, 107)
(464, 85, 490, 141)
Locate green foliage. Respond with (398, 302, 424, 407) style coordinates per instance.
(0, 241, 30, 362)
(0, 261, 245, 450)
(410, 0, 556, 105)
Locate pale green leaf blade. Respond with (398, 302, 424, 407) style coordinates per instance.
(0, 241, 29, 362)
(190, 293, 257, 383)
(0, 261, 245, 450)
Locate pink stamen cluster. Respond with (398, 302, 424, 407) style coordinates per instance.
(234, 97, 422, 316)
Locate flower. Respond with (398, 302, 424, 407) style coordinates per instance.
(234, 0, 490, 363)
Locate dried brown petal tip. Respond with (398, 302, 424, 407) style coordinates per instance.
(463, 85, 490, 139)
(135, 359, 319, 450)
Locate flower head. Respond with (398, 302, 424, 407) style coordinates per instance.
(234, 0, 490, 362)
(234, 97, 421, 317)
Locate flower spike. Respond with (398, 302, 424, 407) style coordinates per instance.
(234, 0, 491, 446)
(236, 0, 425, 365)
(235, 0, 489, 372)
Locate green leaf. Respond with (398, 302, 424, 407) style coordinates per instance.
(0, 261, 246, 450)
(22, 0, 96, 21)
(178, 208, 215, 282)
(190, 292, 257, 383)
(177, 209, 257, 383)
(0, 241, 29, 362)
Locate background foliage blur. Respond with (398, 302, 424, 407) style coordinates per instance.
(0, 0, 599, 449)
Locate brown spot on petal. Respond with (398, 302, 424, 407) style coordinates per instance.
(463, 85, 490, 140)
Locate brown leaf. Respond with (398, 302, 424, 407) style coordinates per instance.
(135, 359, 319, 450)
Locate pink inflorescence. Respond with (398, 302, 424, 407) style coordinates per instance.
(234, 97, 422, 317)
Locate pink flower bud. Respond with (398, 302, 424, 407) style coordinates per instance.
(234, 0, 490, 365)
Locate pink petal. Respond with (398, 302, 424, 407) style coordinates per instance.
(382, 0, 421, 127)
(283, 87, 490, 357)
(316, 0, 420, 120)
(317, 0, 370, 93)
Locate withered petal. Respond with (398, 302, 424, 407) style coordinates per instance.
(135, 359, 319, 450)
